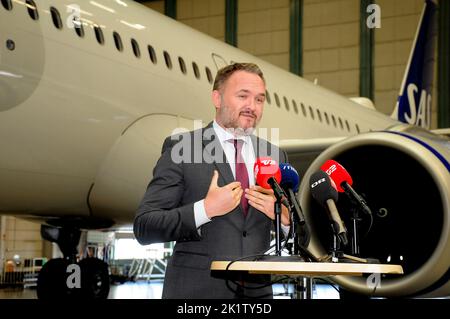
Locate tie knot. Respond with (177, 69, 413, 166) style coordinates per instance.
(233, 139, 244, 152)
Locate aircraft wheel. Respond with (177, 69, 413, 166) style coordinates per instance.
(37, 258, 73, 299)
(79, 257, 110, 299)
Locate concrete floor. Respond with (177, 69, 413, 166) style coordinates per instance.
(0, 280, 339, 299)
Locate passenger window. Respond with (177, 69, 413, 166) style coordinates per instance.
(332, 115, 337, 127)
(324, 112, 330, 125)
(178, 57, 187, 74)
(1, 0, 12, 10)
(50, 7, 63, 29)
(265, 90, 271, 105)
(192, 62, 200, 79)
(148, 45, 157, 64)
(73, 17, 84, 38)
(274, 93, 280, 108)
(26, 0, 38, 20)
(338, 117, 344, 130)
(316, 109, 322, 122)
(283, 97, 290, 111)
(164, 51, 172, 69)
(309, 106, 315, 120)
(345, 120, 350, 132)
(94, 25, 105, 45)
(131, 38, 140, 58)
(300, 103, 307, 117)
(292, 100, 298, 114)
(205, 67, 213, 84)
(113, 32, 123, 51)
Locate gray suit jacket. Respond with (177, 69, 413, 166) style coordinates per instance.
(134, 122, 288, 299)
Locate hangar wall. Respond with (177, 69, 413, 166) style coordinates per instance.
(1, 0, 442, 275)
(0, 216, 43, 274)
(303, 0, 360, 98)
(143, 0, 439, 128)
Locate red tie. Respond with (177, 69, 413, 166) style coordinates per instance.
(233, 139, 249, 216)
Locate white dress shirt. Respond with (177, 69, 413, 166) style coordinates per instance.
(193, 121, 289, 237)
(193, 120, 255, 228)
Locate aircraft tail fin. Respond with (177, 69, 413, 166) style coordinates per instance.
(391, 0, 438, 129)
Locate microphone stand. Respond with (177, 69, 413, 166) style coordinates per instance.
(350, 207, 362, 256)
(286, 190, 314, 299)
(274, 198, 282, 256)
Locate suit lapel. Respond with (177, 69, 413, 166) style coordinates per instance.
(201, 122, 234, 185)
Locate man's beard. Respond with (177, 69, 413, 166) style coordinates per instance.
(218, 103, 260, 136)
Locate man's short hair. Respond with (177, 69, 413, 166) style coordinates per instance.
(212, 62, 265, 91)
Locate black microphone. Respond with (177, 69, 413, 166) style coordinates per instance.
(309, 171, 348, 246)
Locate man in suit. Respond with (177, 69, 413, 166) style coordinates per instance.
(134, 62, 290, 298)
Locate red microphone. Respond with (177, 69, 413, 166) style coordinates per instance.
(320, 159, 352, 193)
(321, 159, 372, 216)
(253, 157, 288, 207)
(254, 157, 281, 189)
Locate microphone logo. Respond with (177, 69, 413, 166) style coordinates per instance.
(325, 164, 337, 175)
(310, 178, 326, 189)
(261, 159, 276, 166)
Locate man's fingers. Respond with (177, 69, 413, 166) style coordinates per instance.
(252, 185, 274, 195)
(208, 170, 219, 190)
(226, 181, 242, 190)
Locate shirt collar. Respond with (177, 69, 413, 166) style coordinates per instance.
(213, 120, 250, 145)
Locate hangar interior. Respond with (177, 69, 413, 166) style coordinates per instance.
(0, 0, 448, 299)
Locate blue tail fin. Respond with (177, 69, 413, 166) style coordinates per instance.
(391, 0, 438, 129)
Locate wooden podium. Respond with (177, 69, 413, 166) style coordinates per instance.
(211, 260, 404, 276)
(211, 259, 403, 299)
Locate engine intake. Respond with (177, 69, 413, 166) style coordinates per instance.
(299, 126, 450, 297)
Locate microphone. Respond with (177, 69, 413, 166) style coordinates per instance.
(279, 163, 300, 193)
(254, 157, 289, 208)
(279, 163, 304, 225)
(321, 160, 372, 216)
(309, 171, 348, 246)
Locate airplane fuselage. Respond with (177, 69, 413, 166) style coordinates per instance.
(0, 0, 397, 225)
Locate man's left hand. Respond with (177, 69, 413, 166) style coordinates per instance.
(244, 186, 290, 225)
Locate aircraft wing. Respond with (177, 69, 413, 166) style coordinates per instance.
(432, 128, 450, 138)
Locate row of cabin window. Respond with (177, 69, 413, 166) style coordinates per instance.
(1, 0, 215, 84)
(265, 91, 360, 133)
(1, 0, 360, 134)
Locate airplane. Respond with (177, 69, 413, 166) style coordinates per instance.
(0, 0, 448, 299)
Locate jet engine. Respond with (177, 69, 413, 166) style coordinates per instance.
(299, 125, 450, 298)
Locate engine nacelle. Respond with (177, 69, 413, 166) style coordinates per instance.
(299, 125, 450, 297)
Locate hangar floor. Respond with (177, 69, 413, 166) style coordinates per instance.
(0, 280, 339, 299)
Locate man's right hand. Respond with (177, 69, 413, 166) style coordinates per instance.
(204, 170, 242, 218)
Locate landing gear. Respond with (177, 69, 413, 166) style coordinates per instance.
(37, 225, 110, 299)
(79, 257, 110, 299)
(36, 258, 72, 299)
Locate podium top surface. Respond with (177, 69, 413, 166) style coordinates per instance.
(210, 260, 404, 276)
